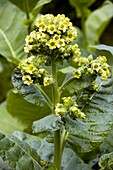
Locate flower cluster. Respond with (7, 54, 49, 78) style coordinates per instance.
(55, 96, 85, 119)
(73, 55, 110, 81)
(18, 56, 53, 86)
(24, 14, 80, 63)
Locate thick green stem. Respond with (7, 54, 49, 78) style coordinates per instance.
(51, 59, 61, 170)
(24, 0, 31, 34)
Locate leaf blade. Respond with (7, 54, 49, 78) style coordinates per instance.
(66, 77, 113, 153)
(0, 132, 42, 170)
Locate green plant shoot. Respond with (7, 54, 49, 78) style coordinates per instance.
(12, 14, 111, 170)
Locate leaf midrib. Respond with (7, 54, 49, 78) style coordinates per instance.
(0, 28, 16, 59)
(1, 132, 41, 168)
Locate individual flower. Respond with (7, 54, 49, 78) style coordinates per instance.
(77, 57, 89, 66)
(69, 105, 86, 119)
(38, 22, 47, 32)
(37, 55, 46, 64)
(46, 39, 57, 50)
(97, 55, 107, 64)
(88, 54, 93, 62)
(56, 39, 65, 48)
(73, 68, 83, 79)
(62, 96, 75, 107)
(91, 62, 101, 72)
(47, 24, 57, 34)
(25, 64, 37, 74)
(43, 76, 53, 86)
(58, 22, 68, 32)
(38, 68, 47, 76)
(55, 103, 67, 116)
(22, 75, 33, 85)
(100, 69, 110, 80)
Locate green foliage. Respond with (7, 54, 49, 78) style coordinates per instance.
(7, 91, 51, 132)
(66, 76, 113, 153)
(12, 68, 47, 106)
(0, 132, 42, 170)
(9, 0, 52, 17)
(85, 1, 113, 46)
(0, 57, 13, 102)
(61, 73, 95, 97)
(99, 152, 113, 170)
(62, 148, 91, 170)
(0, 1, 113, 169)
(32, 114, 63, 133)
(92, 44, 113, 56)
(0, 0, 27, 64)
(0, 102, 25, 133)
(69, 0, 96, 17)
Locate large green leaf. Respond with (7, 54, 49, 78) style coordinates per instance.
(12, 131, 91, 170)
(66, 76, 113, 153)
(7, 91, 51, 132)
(32, 114, 63, 133)
(98, 152, 113, 170)
(9, 0, 38, 12)
(9, 0, 52, 15)
(12, 68, 47, 106)
(10, 131, 56, 169)
(69, 0, 96, 17)
(61, 73, 95, 97)
(0, 157, 12, 170)
(31, 0, 53, 17)
(0, 56, 13, 102)
(100, 127, 113, 153)
(0, 0, 27, 64)
(85, 2, 113, 46)
(92, 44, 113, 56)
(0, 102, 25, 133)
(62, 148, 91, 170)
(0, 132, 42, 170)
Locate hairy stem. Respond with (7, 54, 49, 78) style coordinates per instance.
(24, 0, 31, 34)
(51, 59, 61, 170)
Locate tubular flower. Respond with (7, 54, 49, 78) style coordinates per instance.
(73, 55, 110, 81)
(24, 14, 80, 63)
(22, 75, 33, 85)
(18, 56, 52, 86)
(55, 96, 86, 119)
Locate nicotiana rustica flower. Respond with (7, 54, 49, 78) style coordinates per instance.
(54, 96, 86, 119)
(22, 75, 33, 85)
(18, 56, 52, 86)
(24, 14, 80, 63)
(73, 55, 110, 81)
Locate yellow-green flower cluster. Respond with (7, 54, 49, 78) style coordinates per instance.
(18, 56, 53, 86)
(73, 55, 110, 81)
(24, 14, 80, 62)
(55, 96, 85, 119)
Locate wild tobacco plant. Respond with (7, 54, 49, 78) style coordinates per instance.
(15, 14, 111, 170)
